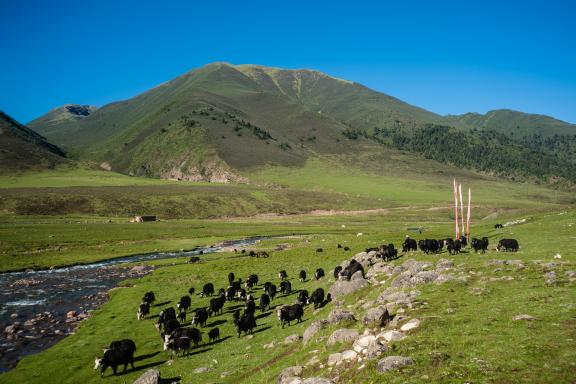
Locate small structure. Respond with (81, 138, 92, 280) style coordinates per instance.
(132, 215, 157, 223)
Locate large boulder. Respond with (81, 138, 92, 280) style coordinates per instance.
(365, 340, 388, 359)
(303, 320, 329, 344)
(328, 309, 356, 324)
(363, 306, 390, 327)
(329, 279, 369, 299)
(377, 356, 414, 373)
(277, 366, 304, 384)
(378, 330, 406, 342)
(327, 329, 360, 346)
(400, 318, 420, 331)
(133, 369, 160, 384)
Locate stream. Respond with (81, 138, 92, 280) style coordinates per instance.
(0, 236, 267, 372)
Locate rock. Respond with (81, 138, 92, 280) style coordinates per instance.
(327, 352, 343, 366)
(544, 271, 557, 285)
(10, 313, 19, 320)
(370, 262, 395, 275)
(329, 279, 369, 299)
(512, 314, 537, 321)
(263, 341, 277, 349)
(378, 330, 406, 342)
(435, 274, 456, 284)
(351, 270, 365, 281)
(132, 369, 160, 384)
(284, 334, 302, 344)
(303, 320, 329, 344)
(328, 309, 356, 324)
(66, 311, 77, 319)
(411, 271, 439, 285)
(327, 329, 360, 346)
(277, 366, 304, 384)
(400, 318, 420, 332)
(341, 349, 358, 361)
(194, 367, 213, 373)
(306, 355, 320, 366)
(353, 335, 377, 352)
(364, 340, 388, 359)
(363, 306, 390, 327)
(377, 356, 414, 373)
(403, 259, 433, 273)
(436, 259, 454, 270)
(301, 378, 334, 384)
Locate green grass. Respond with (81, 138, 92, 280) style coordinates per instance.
(1, 209, 575, 383)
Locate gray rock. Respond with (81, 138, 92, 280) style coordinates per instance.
(194, 367, 213, 373)
(364, 340, 388, 359)
(351, 270, 365, 281)
(303, 320, 328, 344)
(363, 306, 390, 327)
(436, 259, 454, 270)
(329, 279, 369, 299)
(400, 318, 420, 331)
(327, 328, 360, 345)
(328, 309, 356, 324)
(132, 369, 160, 384)
(277, 366, 304, 384)
(377, 356, 414, 373)
(403, 259, 433, 273)
(544, 271, 557, 285)
(284, 334, 302, 344)
(512, 314, 537, 321)
(327, 352, 343, 366)
(301, 378, 334, 384)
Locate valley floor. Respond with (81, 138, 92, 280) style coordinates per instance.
(0, 208, 574, 383)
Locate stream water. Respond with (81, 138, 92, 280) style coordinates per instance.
(0, 236, 266, 372)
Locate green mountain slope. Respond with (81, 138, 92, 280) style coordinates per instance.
(446, 109, 576, 137)
(26, 63, 576, 185)
(0, 111, 68, 171)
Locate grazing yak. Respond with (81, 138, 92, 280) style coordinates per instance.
(297, 290, 309, 306)
(201, 283, 215, 297)
(339, 259, 364, 280)
(177, 295, 191, 313)
(245, 274, 258, 290)
(245, 299, 256, 316)
(187, 256, 200, 263)
(265, 283, 277, 300)
(277, 304, 304, 328)
(418, 239, 440, 254)
(137, 302, 150, 320)
(192, 308, 208, 327)
(94, 339, 136, 376)
(333, 265, 343, 279)
(497, 239, 519, 252)
(234, 312, 256, 337)
(165, 327, 202, 348)
(208, 327, 220, 342)
(278, 270, 288, 281)
(259, 293, 270, 312)
(279, 281, 292, 295)
(208, 294, 226, 316)
(444, 238, 462, 255)
(378, 244, 397, 261)
(299, 270, 306, 282)
(494, 223, 504, 229)
(308, 288, 325, 309)
(142, 291, 155, 306)
(402, 237, 417, 252)
(471, 237, 489, 253)
(164, 337, 190, 358)
(316, 248, 323, 253)
(314, 268, 325, 280)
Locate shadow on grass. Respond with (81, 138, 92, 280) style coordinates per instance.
(154, 301, 172, 307)
(207, 319, 227, 327)
(160, 377, 181, 383)
(252, 326, 272, 334)
(134, 351, 161, 362)
(112, 361, 165, 377)
(255, 312, 272, 320)
(205, 335, 232, 346)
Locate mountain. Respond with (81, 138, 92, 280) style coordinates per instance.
(446, 109, 576, 138)
(0, 111, 67, 171)
(27, 63, 576, 184)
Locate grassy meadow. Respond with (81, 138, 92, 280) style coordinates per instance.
(0, 208, 574, 383)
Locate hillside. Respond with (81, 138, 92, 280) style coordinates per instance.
(26, 63, 576, 185)
(446, 109, 576, 138)
(0, 111, 67, 171)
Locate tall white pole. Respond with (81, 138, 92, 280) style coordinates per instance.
(459, 184, 464, 240)
(453, 179, 459, 239)
(466, 187, 471, 239)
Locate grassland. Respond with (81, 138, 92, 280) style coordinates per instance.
(1, 208, 574, 384)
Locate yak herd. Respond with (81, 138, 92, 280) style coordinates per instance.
(95, 233, 519, 376)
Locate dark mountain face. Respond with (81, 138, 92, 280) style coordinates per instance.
(0, 111, 67, 171)
(25, 63, 576, 184)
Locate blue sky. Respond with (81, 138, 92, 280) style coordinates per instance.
(1, 0, 575, 123)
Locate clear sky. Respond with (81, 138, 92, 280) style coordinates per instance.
(1, 0, 575, 123)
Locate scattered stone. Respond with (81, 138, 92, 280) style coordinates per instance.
(263, 341, 277, 349)
(363, 306, 390, 327)
(284, 334, 302, 344)
(341, 349, 358, 361)
(400, 318, 420, 332)
(10, 313, 19, 320)
(544, 271, 557, 285)
(306, 355, 320, 367)
(378, 330, 406, 342)
(513, 314, 537, 321)
(327, 329, 360, 346)
(327, 352, 342, 366)
(353, 335, 377, 352)
(66, 311, 77, 319)
(436, 259, 455, 270)
(194, 367, 213, 373)
(351, 270, 365, 281)
(364, 340, 388, 359)
(303, 320, 329, 344)
(301, 378, 334, 384)
(328, 309, 356, 324)
(277, 366, 304, 384)
(132, 369, 160, 384)
(377, 356, 414, 373)
(328, 279, 369, 299)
